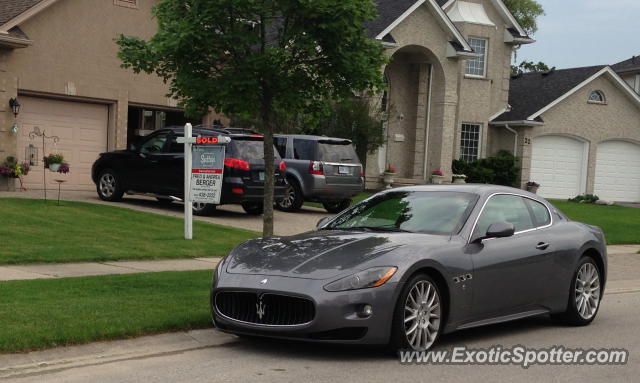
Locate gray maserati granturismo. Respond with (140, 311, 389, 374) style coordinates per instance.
(210, 185, 607, 351)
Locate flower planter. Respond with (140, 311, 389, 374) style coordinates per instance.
(382, 172, 396, 189)
(0, 176, 16, 192)
(452, 177, 466, 184)
(526, 185, 539, 194)
(431, 175, 446, 185)
(49, 163, 61, 172)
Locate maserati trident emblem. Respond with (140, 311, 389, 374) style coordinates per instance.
(260, 278, 268, 285)
(256, 298, 266, 320)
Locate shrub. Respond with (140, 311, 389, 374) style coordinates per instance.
(568, 194, 599, 204)
(452, 151, 520, 187)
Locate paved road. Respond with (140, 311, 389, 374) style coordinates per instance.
(0, 190, 331, 236)
(2, 290, 638, 382)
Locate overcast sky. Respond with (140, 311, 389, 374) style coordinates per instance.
(516, 0, 639, 69)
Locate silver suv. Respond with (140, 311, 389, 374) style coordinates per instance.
(274, 135, 364, 213)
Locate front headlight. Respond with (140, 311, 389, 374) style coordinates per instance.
(324, 266, 397, 292)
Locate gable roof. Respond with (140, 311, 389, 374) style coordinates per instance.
(368, 0, 473, 53)
(0, 0, 42, 26)
(612, 56, 640, 74)
(494, 66, 640, 123)
(494, 66, 606, 122)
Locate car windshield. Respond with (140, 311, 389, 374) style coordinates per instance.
(326, 191, 478, 235)
(318, 141, 359, 163)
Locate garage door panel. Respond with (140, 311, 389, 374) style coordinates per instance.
(16, 97, 108, 191)
(594, 141, 640, 202)
(530, 135, 586, 199)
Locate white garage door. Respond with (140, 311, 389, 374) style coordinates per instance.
(530, 135, 587, 199)
(594, 140, 640, 202)
(17, 96, 109, 191)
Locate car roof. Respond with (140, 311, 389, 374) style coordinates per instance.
(274, 134, 352, 143)
(385, 184, 546, 201)
(160, 126, 264, 139)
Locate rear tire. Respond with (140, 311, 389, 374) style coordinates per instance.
(275, 180, 304, 212)
(242, 202, 264, 215)
(96, 169, 124, 202)
(552, 256, 602, 326)
(193, 202, 217, 216)
(322, 199, 351, 214)
(389, 274, 444, 352)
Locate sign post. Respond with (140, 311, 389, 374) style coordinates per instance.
(177, 123, 231, 240)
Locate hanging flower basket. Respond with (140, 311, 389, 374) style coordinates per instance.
(43, 153, 70, 174)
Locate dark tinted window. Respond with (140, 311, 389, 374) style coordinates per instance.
(165, 134, 184, 153)
(293, 139, 315, 160)
(318, 141, 359, 163)
(228, 139, 281, 163)
(328, 191, 477, 235)
(275, 137, 288, 158)
(526, 199, 551, 227)
(140, 132, 169, 154)
(475, 195, 535, 236)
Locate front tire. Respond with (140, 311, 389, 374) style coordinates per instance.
(192, 202, 216, 216)
(97, 169, 124, 202)
(322, 199, 351, 214)
(389, 274, 443, 352)
(554, 256, 602, 325)
(275, 180, 304, 212)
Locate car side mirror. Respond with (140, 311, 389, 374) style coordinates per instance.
(483, 222, 515, 240)
(316, 217, 331, 229)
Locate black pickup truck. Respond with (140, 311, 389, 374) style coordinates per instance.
(91, 126, 287, 215)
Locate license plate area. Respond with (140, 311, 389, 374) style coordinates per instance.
(259, 172, 265, 181)
(338, 166, 350, 175)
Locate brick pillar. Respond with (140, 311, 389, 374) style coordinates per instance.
(115, 92, 129, 150)
(412, 63, 430, 179)
(518, 126, 534, 189)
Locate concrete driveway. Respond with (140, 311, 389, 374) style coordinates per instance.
(0, 190, 332, 236)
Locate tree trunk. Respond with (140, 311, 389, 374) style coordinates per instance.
(261, 99, 275, 238)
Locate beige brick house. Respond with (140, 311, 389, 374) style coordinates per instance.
(364, 0, 640, 202)
(0, 0, 220, 191)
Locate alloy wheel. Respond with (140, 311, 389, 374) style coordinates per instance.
(404, 280, 441, 351)
(575, 262, 601, 320)
(99, 173, 116, 198)
(278, 185, 295, 209)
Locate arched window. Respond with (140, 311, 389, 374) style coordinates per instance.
(589, 90, 606, 103)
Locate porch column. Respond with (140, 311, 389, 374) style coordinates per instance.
(518, 126, 534, 189)
(0, 59, 18, 191)
(412, 63, 431, 179)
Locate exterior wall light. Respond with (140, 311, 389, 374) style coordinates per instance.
(9, 98, 21, 118)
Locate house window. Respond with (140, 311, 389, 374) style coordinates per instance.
(114, 0, 138, 9)
(588, 90, 606, 103)
(465, 38, 488, 77)
(460, 124, 481, 161)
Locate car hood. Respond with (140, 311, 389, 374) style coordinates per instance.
(225, 230, 448, 280)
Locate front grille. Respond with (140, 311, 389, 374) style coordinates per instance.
(215, 291, 315, 326)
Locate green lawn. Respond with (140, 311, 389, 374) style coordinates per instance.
(550, 200, 640, 245)
(0, 271, 212, 353)
(304, 191, 374, 209)
(0, 198, 258, 265)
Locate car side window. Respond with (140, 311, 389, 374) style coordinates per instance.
(275, 137, 288, 158)
(293, 139, 314, 160)
(140, 132, 169, 154)
(525, 199, 551, 227)
(165, 134, 184, 153)
(475, 195, 535, 236)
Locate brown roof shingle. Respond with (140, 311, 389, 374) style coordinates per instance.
(0, 0, 43, 26)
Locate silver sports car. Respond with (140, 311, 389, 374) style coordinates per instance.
(210, 185, 607, 351)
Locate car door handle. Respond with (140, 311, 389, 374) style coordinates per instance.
(536, 242, 550, 250)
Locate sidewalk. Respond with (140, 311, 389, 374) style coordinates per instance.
(0, 257, 220, 281)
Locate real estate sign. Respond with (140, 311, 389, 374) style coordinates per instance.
(190, 145, 225, 204)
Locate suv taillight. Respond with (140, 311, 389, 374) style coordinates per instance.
(279, 161, 287, 172)
(309, 160, 324, 175)
(224, 157, 250, 171)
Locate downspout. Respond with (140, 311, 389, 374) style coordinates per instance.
(422, 64, 434, 180)
(504, 124, 518, 156)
